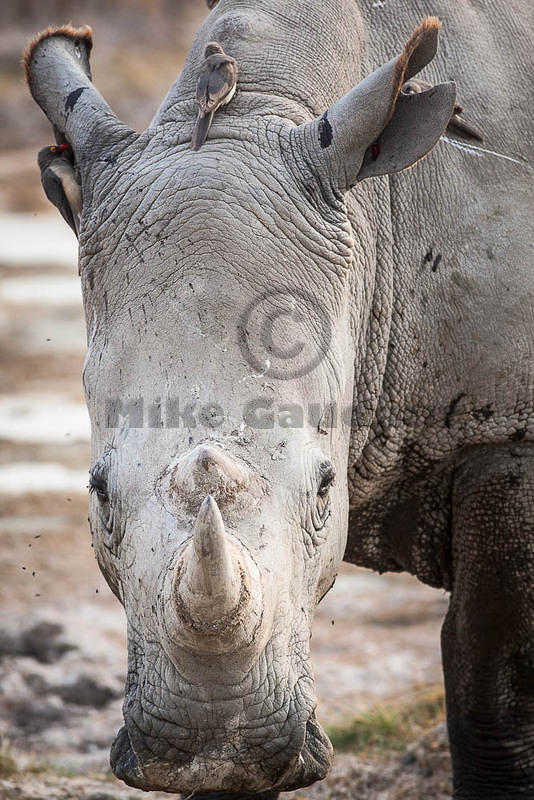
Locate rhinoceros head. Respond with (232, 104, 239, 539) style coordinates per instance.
(24, 1, 454, 794)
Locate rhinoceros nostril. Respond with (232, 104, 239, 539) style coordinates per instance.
(110, 725, 140, 781)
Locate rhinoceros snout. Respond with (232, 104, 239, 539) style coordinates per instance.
(109, 712, 333, 795)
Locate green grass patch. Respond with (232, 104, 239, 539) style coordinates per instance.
(0, 737, 18, 778)
(326, 685, 445, 755)
(23, 760, 83, 778)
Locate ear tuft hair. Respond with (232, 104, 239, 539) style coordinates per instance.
(22, 24, 93, 88)
(391, 16, 441, 109)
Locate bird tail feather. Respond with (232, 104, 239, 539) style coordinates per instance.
(447, 115, 484, 143)
(191, 110, 215, 151)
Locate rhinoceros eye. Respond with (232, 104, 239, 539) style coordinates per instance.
(307, 460, 334, 535)
(317, 462, 335, 497)
(89, 471, 108, 502)
(89, 454, 123, 597)
(89, 462, 115, 537)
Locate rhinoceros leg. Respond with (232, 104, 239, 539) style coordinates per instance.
(442, 446, 534, 798)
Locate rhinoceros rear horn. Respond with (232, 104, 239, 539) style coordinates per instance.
(23, 25, 137, 168)
(290, 16, 456, 191)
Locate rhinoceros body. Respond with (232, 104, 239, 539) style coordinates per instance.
(25, 0, 534, 797)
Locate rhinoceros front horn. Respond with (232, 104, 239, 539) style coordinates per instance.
(180, 495, 241, 619)
(171, 496, 262, 653)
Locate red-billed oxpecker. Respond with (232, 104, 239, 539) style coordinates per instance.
(191, 41, 238, 151)
(37, 143, 82, 236)
(402, 77, 484, 142)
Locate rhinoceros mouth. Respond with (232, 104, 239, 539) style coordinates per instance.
(110, 711, 332, 794)
(179, 792, 280, 800)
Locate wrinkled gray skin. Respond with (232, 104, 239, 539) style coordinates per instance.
(26, 1, 534, 798)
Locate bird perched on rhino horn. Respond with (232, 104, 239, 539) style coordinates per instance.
(191, 41, 238, 151)
(37, 143, 82, 237)
(402, 77, 484, 143)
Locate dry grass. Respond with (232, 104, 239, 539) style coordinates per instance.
(327, 684, 445, 755)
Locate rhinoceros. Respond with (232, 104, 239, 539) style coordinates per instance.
(24, 0, 534, 797)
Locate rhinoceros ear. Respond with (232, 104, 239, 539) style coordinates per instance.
(290, 17, 456, 191)
(23, 25, 136, 171)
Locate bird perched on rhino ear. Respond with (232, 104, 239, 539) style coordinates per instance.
(402, 78, 484, 142)
(37, 144, 82, 237)
(191, 41, 238, 151)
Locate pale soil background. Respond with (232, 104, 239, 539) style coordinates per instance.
(1, 1, 452, 797)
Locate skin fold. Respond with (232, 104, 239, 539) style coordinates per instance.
(24, 1, 534, 797)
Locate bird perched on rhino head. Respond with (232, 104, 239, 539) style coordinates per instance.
(402, 77, 484, 142)
(191, 41, 238, 151)
(37, 143, 82, 236)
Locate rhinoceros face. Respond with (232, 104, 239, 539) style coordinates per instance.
(81, 139, 354, 793)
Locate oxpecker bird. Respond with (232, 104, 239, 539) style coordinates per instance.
(402, 78, 484, 142)
(37, 143, 82, 236)
(191, 42, 238, 151)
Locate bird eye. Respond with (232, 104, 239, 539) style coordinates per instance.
(50, 146, 56, 152)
